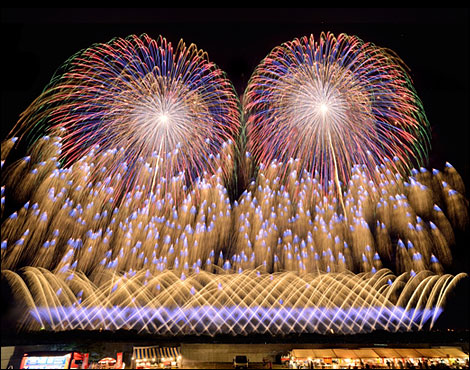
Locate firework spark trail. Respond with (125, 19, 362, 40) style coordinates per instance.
(243, 32, 431, 198)
(2, 131, 467, 279)
(2, 267, 466, 335)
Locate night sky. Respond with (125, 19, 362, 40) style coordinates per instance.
(1, 8, 469, 330)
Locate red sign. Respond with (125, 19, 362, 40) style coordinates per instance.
(115, 352, 123, 369)
(83, 353, 89, 369)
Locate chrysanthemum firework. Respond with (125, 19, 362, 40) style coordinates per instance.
(8, 34, 241, 201)
(243, 32, 431, 197)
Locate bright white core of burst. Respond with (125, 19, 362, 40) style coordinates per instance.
(158, 113, 170, 126)
(319, 103, 329, 115)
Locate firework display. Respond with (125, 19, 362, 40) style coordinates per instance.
(6, 34, 241, 200)
(1, 33, 468, 336)
(4, 267, 466, 335)
(244, 32, 431, 198)
(1, 134, 466, 277)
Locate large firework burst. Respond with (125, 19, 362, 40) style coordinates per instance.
(243, 32, 431, 197)
(8, 34, 241, 201)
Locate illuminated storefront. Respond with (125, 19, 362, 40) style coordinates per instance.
(288, 347, 468, 369)
(132, 346, 181, 369)
(19, 351, 86, 369)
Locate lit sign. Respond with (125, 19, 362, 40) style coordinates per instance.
(21, 354, 71, 369)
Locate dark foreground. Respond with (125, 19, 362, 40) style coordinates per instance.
(1, 329, 469, 369)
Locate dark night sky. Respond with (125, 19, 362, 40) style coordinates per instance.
(1, 8, 469, 329)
